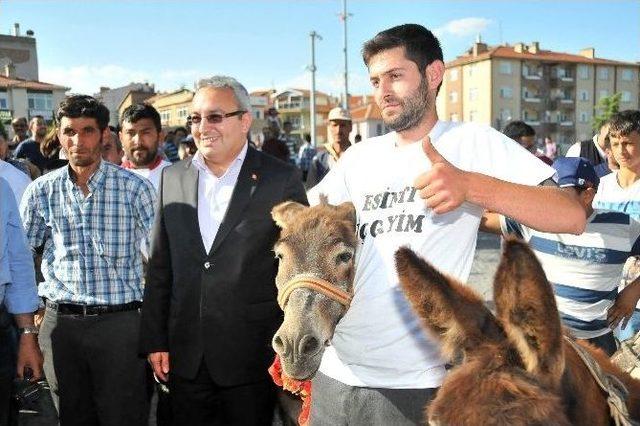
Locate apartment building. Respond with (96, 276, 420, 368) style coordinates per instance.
(438, 40, 640, 146)
(272, 88, 337, 144)
(145, 89, 193, 128)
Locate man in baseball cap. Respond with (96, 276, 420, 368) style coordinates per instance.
(553, 156, 599, 189)
(306, 107, 353, 187)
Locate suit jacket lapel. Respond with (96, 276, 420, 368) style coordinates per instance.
(208, 147, 261, 256)
(182, 159, 208, 257)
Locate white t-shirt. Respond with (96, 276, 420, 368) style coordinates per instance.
(307, 120, 555, 389)
(128, 159, 172, 192)
(593, 171, 640, 308)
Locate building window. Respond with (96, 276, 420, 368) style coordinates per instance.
(579, 111, 589, 123)
(578, 65, 589, 80)
(449, 91, 458, 103)
(499, 86, 512, 99)
(177, 107, 188, 119)
(0, 92, 8, 109)
(160, 110, 171, 123)
(27, 92, 53, 111)
(622, 91, 632, 103)
(467, 64, 474, 77)
(450, 113, 459, 122)
(376, 123, 383, 135)
(450, 68, 459, 81)
(469, 88, 478, 101)
(499, 61, 512, 75)
(500, 109, 511, 121)
(579, 90, 589, 101)
(599, 90, 608, 100)
(469, 110, 477, 122)
(598, 67, 610, 80)
(622, 69, 634, 81)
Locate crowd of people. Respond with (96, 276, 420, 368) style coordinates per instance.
(1, 22, 640, 426)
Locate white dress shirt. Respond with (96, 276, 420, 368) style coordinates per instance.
(192, 143, 248, 253)
(0, 159, 31, 204)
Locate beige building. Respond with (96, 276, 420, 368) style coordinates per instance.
(0, 72, 67, 125)
(145, 89, 194, 128)
(273, 89, 337, 144)
(438, 40, 640, 147)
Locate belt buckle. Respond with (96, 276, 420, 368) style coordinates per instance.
(82, 305, 99, 317)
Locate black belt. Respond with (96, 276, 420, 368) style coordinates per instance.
(45, 300, 142, 316)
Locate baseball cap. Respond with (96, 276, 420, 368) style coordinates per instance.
(552, 157, 599, 189)
(328, 107, 351, 122)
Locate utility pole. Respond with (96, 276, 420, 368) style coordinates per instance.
(339, 0, 352, 109)
(308, 31, 322, 147)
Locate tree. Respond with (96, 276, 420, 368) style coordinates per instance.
(592, 92, 622, 131)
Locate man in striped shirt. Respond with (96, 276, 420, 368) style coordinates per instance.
(20, 95, 156, 425)
(482, 157, 640, 355)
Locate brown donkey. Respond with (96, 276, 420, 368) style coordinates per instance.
(396, 238, 640, 426)
(270, 199, 357, 380)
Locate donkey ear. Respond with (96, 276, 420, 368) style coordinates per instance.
(493, 237, 564, 389)
(335, 202, 356, 226)
(271, 201, 307, 229)
(395, 247, 503, 361)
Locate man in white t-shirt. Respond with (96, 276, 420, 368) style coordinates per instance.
(593, 110, 640, 342)
(307, 23, 586, 425)
(120, 103, 171, 191)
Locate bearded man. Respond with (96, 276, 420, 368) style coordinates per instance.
(120, 104, 172, 190)
(306, 23, 586, 425)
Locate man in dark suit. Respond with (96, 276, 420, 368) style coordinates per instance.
(139, 75, 307, 425)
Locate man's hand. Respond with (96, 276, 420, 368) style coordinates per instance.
(608, 283, 640, 330)
(16, 334, 43, 381)
(414, 136, 469, 214)
(148, 352, 170, 382)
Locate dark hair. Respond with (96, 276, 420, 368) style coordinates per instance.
(174, 126, 187, 135)
(502, 121, 535, 141)
(283, 121, 292, 126)
(56, 95, 110, 131)
(362, 24, 443, 93)
(120, 103, 161, 132)
(608, 110, 640, 139)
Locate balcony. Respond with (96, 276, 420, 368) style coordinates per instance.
(524, 120, 541, 126)
(522, 73, 543, 80)
(275, 101, 310, 110)
(560, 120, 574, 126)
(523, 95, 541, 103)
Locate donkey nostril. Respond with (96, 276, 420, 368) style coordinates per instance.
(300, 335, 320, 356)
(273, 335, 288, 355)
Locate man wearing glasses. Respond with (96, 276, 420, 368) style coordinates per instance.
(139, 75, 307, 425)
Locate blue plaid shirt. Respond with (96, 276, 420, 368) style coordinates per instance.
(20, 160, 156, 305)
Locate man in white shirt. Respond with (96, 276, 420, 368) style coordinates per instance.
(120, 104, 171, 191)
(307, 23, 586, 425)
(139, 76, 307, 425)
(566, 121, 610, 166)
(593, 110, 640, 342)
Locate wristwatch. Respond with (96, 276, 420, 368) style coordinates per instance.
(18, 326, 39, 336)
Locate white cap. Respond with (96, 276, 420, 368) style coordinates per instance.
(328, 107, 351, 122)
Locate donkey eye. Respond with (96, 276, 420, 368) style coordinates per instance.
(337, 251, 353, 263)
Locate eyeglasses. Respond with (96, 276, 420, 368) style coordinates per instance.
(188, 110, 246, 125)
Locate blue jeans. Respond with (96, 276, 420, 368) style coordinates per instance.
(616, 309, 640, 341)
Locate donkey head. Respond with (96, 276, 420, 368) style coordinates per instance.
(271, 198, 357, 380)
(395, 238, 572, 426)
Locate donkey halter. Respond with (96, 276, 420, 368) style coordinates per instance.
(277, 274, 352, 310)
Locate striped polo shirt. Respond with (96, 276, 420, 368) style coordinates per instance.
(502, 210, 640, 339)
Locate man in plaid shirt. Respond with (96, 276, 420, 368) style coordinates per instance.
(20, 95, 156, 426)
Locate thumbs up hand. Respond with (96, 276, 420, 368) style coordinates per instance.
(414, 136, 469, 214)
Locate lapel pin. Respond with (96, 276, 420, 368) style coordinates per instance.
(251, 173, 258, 181)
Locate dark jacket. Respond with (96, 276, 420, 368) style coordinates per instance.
(139, 147, 307, 385)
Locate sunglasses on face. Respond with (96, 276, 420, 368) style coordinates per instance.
(188, 110, 246, 125)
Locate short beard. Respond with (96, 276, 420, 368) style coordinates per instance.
(130, 148, 157, 167)
(383, 77, 430, 132)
